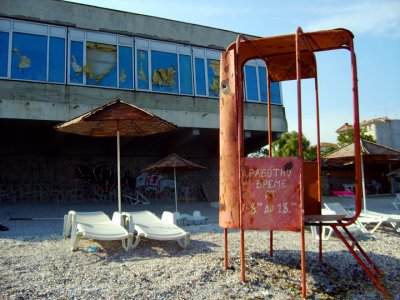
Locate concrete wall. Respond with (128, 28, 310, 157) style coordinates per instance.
(391, 120, 400, 150)
(365, 120, 400, 151)
(375, 122, 392, 148)
(0, 81, 287, 131)
(1, 0, 249, 50)
(0, 153, 218, 203)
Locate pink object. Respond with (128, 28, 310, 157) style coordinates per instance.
(331, 190, 355, 197)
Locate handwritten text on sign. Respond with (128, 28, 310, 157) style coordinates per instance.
(241, 157, 301, 231)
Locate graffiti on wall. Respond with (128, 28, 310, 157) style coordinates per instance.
(0, 155, 215, 203)
(75, 162, 116, 192)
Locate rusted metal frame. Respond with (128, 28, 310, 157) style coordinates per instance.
(301, 27, 325, 263)
(220, 50, 229, 271)
(235, 34, 282, 280)
(318, 223, 323, 261)
(295, 27, 307, 299)
(220, 49, 238, 272)
(349, 40, 363, 222)
(333, 225, 384, 282)
(236, 34, 265, 60)
(312, 50, 323, 262)
(338, 222, 383, 277)
(236, 35, 277, 258)
(267, 72, 274, 257)
(314, 70, 324, 261)
(243, 36, 277, 257)
(303, 30, 353, 53)
(300, 33, 320, 52)
(267, 75, 272, 154)
(236, 35, 278, 258)
(236, 34, 247, 283)
(330, 224, 389, 298)
(224, 228, 228, 270)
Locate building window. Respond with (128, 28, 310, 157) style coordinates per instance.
(258, 66, 267, 103)
(0, 18, 283, 105)
(0, 31, 9, 77)
(12, 32, 47, 81)
(193, 48, 220, 98)
(119, 46, 133, 89)
(151, 50, 178, 93)
(49, 37, 66, 83)
(136, 49, 149, 90)
(0, 18, 66, 83)
(207, 58, 220, 97)
(135, 38, 192, 95)
(68, 29, 133, 89)
(244, 65, 259, 101)
(194, 57, 206, 96)
(179, 54, 193, 95)
(70, 40, 84, 84)
(245, 60, 282, 105)
(85, 42, 117, 87)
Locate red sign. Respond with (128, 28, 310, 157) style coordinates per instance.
(241, 157, 301, 231)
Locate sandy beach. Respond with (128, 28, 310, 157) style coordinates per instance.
(0, 196, 399, 299)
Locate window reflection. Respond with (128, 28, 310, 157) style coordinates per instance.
(11, 32, 47, 81)
(85, 42, 117, 87)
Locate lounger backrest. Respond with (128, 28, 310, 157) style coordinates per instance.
(322, 208, 335, 215)
(161, 211, 176, 224)
(71, 211, 111, 223)
(324, 203, 349, 216)
(125, 211, 161, 226)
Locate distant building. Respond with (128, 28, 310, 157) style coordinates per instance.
(336, 123, 354, 133)
(320, 142, 337, 152)
(361, 118, 400, 151)
(310, 142, 338, 157)
(336, 118, 400, 151)
(323, 140, 400, 194)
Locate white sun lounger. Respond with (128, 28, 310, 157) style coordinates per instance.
(117, 210, 190, 249)
(63, 211, 133, 251)
(356, 210, 400, 232)
(310, 208, 365, 240)
(186, 210, 208, 225)
(310, 209, 335, 240)
(324, 203, 387, 234)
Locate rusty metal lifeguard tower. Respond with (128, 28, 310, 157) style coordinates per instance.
(219, 28, 389, 298)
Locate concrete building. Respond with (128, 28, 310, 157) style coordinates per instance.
(361, 118, 400, 151)
(337, 118, 400, 151)
(0, 0, 287, 203)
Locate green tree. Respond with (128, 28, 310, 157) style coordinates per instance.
(321, 145, 338, 157)
(272, 131, 315, 160)
(337, 127, 375, 147)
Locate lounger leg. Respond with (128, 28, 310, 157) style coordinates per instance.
(177, 234, 190, 248)
(70, 214, 79, 251)
(122, 233, 134, 251)
(63, 214, 71, 238)
(131, 234, 142, 249)
(71, 232, 82, 251)
(369, 220, 384, 234)
(355, 220, 369, 233)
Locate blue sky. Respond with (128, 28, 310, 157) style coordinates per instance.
(66, 0, 400, 145)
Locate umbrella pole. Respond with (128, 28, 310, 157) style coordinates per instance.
(117, 130, 122, 214)
(361, 148, 367, 214)
(174, 166, 178, 213)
